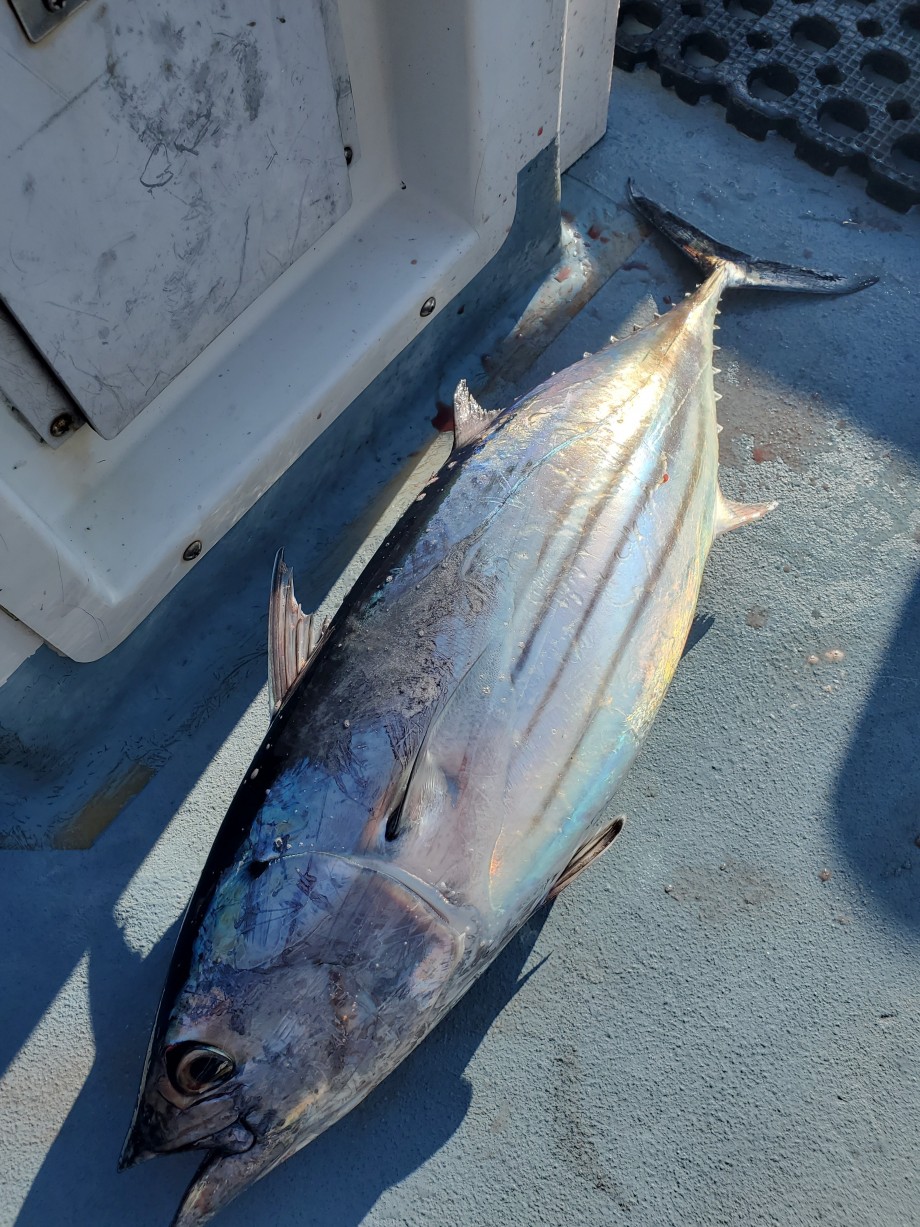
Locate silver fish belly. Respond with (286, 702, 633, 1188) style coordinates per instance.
(119, 185, 875, 1225)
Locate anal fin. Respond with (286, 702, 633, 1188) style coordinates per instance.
(548, 815, 625, 902)
(715, 491, 777, 537)
(268, 549, 329, 717)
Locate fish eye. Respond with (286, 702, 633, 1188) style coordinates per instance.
(165, 1042, 236, 1096)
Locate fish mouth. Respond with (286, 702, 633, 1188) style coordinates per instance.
(117, 1133, 157, 1171)
(118, 1117, 255, 1173)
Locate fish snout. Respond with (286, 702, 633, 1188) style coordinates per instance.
(116, 1132, 157, 1171)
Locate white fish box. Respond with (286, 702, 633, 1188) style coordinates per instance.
(0, 0, 619, 678)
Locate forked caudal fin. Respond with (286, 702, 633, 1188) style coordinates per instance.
(627, 181, 878, 295)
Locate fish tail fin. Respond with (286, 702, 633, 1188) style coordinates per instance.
(627, 181, 878, 296)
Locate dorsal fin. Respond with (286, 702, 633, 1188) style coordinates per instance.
(268, 549, 328, 717)
(453, 378, 500, 449)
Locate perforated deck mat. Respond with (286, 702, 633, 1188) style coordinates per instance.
(615, 1, 920, 211)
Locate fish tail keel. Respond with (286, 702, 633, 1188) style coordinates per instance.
(627, 181, 878, 296)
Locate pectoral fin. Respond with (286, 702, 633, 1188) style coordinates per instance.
(548, 815, 625, 902)
(268, 549, 328, 717)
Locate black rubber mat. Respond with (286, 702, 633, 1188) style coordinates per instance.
(615, 1, 920, 211)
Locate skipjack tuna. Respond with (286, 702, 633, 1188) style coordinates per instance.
(120, 186, 875, 1223)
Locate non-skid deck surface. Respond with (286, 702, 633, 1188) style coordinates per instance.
(2, 66, 919, 1227)
(616, 0, 920, 212)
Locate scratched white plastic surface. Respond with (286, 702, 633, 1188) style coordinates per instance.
(0, 612, 40, 686)
(0, 0, 350, 438)
(0, 0, 620, 672)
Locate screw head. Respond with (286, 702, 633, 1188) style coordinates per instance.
(182, 540, 203, 562)
(420, 297, 436, 318)
(49, 413, 74, 438)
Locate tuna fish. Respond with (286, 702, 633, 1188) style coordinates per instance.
(119, 186, 875, 1224)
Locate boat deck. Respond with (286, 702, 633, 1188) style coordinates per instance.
(2, 66, 919, 1227)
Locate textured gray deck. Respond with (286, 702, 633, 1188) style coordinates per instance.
(2, 66, 919, 1227)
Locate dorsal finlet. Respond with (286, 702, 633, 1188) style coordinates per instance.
(268, 549, 329, 717)
(453, 378, 500, 449)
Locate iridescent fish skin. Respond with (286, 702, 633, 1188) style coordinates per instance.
(120, 187, 875, 1225)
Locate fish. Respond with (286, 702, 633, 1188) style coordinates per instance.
(119, 184, 875, 1225)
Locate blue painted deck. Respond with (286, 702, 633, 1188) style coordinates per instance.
(2, 66, 919, 1227)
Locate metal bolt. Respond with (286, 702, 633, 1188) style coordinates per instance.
(343, 146, 353, 166)
(420, 297, 436, 318)
(49, 413, 74, 437)
(182, 540, 203, 561)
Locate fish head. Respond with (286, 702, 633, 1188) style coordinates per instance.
(120, 842, 466, 1224)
